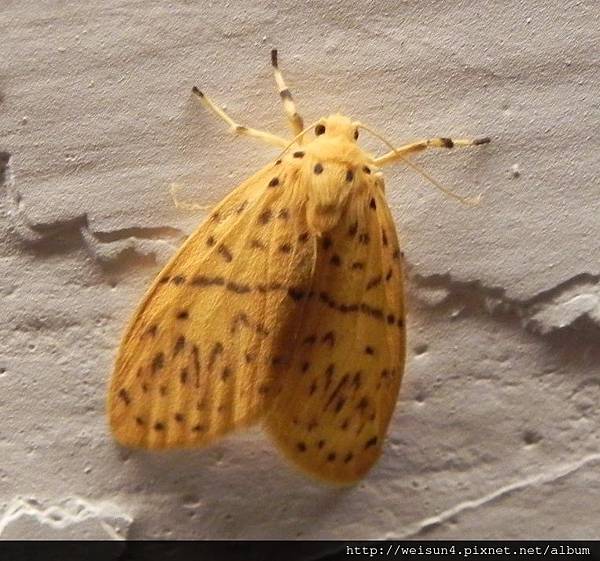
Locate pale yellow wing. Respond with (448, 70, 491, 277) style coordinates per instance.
(264, 176, 406, 484)
(108, 159, 316, 449)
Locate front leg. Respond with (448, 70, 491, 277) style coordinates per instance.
(271, 49, 305, 139)
(192, 87, 289, 149)
(373, 136, 490, 167)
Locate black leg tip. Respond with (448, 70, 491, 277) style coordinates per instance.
(192, 86, 204, 98)
(271, 49, 278, 67)
(473, 136, 491, 145)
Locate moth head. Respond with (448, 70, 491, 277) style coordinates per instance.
(314, 114, 360, 143)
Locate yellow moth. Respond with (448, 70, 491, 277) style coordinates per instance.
(107, 50, 489, 484)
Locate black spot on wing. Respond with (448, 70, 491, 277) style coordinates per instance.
(118, 388, 131, 405)
(217, 244, 233, 262)
(152, 352, 165, 373)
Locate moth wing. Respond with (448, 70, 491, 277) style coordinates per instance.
(265, 180, 406, 483)
(108, 162, 315, 449)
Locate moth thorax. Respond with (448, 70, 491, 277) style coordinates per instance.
(306, 200, 343, 235)
(305, 163, 354, 235)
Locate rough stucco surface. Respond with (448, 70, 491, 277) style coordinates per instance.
(1, 0, 599, 541)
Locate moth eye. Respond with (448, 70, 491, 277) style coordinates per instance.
(354, 129, 359, 140)
(315, 124, 326, 136)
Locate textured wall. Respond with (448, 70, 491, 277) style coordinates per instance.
(1, 0, 599, 541)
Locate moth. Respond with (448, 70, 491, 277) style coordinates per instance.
(108, 50, 489, 484)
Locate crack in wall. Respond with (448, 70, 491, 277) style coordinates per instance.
(94, 225, 183, 243)
(412, 270, 600, 342)
(2, 172, 187, 271)
(0, 496, 132, 541)
(392, 453, 600, 539)
(0, 151, 10, 186)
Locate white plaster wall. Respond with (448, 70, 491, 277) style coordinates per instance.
(1, 0, 599, 541)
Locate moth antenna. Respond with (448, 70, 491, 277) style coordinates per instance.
(170, 183, 212, 211)
(359, 124, 483, 207)
(277, 119, 322, 158)
(399, 158, 482, 207)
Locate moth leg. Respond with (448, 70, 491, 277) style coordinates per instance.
(271, 49, 305, 139)
(192, 87, 288, 148)
(373, 136, 491, 167)
(169, 183, 211, 211)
